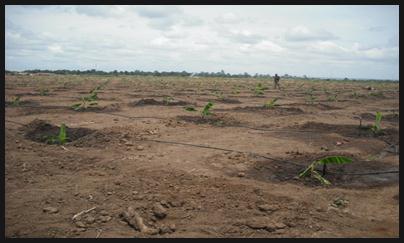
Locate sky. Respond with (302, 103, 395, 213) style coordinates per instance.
(5, 5, 399, 80)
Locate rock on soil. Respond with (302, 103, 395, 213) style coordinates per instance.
(75, 221, 86, 228)
(153, 203, 167, 219)
(257, 204, 279, 213)
(245, 217, 287, 232)
(120, 206, 158, 235)
(99, 216, 112, 223)
(43, 207, 59, 214)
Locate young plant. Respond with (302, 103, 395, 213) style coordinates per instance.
(184, 106, 197, 112)
(264, 98, 279, 109)
(39, 88, 49, 96)
(232, 87, 240, 94)
(201, 102, 214, 117)
(327, 92, 338, 102)
(71, 89, 98, 111)
(369, 91, 384, 98)
(299, 156, 352, 185)
(163, 96, 174, 105)
(45, 123, 69, 145)
(71, 82, 108, 111)
(305, 88, 316, 104)
(213, 91, 225, 100)
(11, 96, 21, 106)
(254, 83, 265, 96)
(371, 112, 383, 135)
(88, 80, 109, 95)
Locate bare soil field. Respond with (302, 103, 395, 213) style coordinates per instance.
(4, 75, 399, 238)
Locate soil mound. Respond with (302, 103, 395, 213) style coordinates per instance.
(245, 152, 398, 188)
(233, 106, 304, 116)
(177, 113, 240, 126)
(131, 98, 192, 107)
(22, 119, 94, 144)
(360, 112, 399, 123)
(295, 122, 399, 144)
(215, 98, 242, 104)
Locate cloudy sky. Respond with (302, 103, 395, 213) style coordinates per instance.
(5, 5, 399, 80)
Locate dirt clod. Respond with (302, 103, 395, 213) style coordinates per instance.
(257, 204, 279, 213)
(153, 203, 167, 219)
(43, 207, 59, 214)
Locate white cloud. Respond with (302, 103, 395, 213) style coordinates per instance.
(48, 44, 63, 53)
(285, 25, 338, 42)
(215, 12, 242, 24)
(4, 5, 399, 79)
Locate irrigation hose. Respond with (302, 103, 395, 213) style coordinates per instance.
(135, 138, 399, 176)
(6, 104, 396, 137)
(5, 118, 398, 176)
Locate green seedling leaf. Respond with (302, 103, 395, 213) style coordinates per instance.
(184, 106, 197, 112)
(317, 156, 352, 165)
(311, 170, 331, 185)
(12, 96, 21, 106)
(58, 123, 68, 145)
(371, 112, 383, 135)
(264, 98, 279, 109)
(71, 103, 82, 111)
(39, 88, 49, 96)
(201, 102, 214, 117)
(163, 96, 174, 104)
(299, 156, 352, 185)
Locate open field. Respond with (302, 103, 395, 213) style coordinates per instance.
(5, 74, 399, 238)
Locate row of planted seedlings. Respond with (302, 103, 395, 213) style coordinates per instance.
(14, 79, 391, 186)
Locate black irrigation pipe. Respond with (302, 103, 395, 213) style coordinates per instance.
(5, 106, 397, 139)
(91, 110, 167, 120)
(136, 138, 399, 176)
(3, 119, 399, 177)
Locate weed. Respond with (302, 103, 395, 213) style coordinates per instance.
(201, 102, 214, 117)
(299, 156, 352, 185)
(45, 123, 69, 145)
(264, 98, 279, 109)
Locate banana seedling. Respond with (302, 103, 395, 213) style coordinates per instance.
(45, 123, 69, 145)
(11, 96, 21, 106)
(201, 102, 214, 117)
(299, 156, 352, 185)
(71, 83, 106, 111)
(371, 112, 383, 135)
(264, 98, 279, 109)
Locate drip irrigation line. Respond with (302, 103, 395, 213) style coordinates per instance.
(91, 111, 167, 120)
(227, 124, 323, 134)
(136, 138, 399, 176)
(327, 170, 399, 176)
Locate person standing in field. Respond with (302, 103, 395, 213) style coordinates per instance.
(274, 74, 280, 89)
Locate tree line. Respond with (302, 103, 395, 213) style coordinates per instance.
(5, 69, 276, 78)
